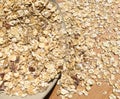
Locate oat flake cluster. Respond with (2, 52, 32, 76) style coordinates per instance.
(0, 0, 66, 97)
(0, 0, 120, 99)
(57, 0, 120, 99)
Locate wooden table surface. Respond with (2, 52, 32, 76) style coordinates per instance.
(49, 83, 113, 99)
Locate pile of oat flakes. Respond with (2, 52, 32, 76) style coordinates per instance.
(57, 0, 120, 99)
(0, 0, 66, 97)
(0, 0, 120, 99)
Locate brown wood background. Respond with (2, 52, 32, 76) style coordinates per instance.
(49, 83, 113, 99)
